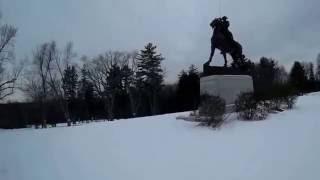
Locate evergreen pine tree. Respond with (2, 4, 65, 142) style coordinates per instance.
(309, 63, 315, 82)
(289, 61, 307, 93)
(62, 65, 78, 101)
(306, 63, 316, 92)
(252, 57, 280, 99)
(176, 70, 189, 111)
(62, 65, 78, 123)
(188, 65, 200, 109)
(176, 65, 200, 111)
(78, 66, 95, 120)
(136, 43, 164, 115)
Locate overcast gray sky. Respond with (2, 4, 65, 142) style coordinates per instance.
(1, 0, 320, 82)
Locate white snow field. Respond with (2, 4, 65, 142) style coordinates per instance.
(1, 93, 320, 180)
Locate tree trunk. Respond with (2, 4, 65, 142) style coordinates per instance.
(150, 89, 159, 115)
(40, 99, 47, 128)
(128, 89, 140, 117)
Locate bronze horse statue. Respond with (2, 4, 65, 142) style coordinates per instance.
(205, 17, 244, 67)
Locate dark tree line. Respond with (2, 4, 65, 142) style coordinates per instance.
(1, 9, 320, 129)
(3, 51, 320, 128)
(236, 56, 320, 101)
(0, 42, 171, 128)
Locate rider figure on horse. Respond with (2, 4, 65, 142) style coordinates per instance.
(221, 16, 234, 43)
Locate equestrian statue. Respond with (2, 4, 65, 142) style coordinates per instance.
(205, 16, 244, 67)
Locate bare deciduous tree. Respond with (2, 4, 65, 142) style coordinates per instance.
(86, 51, 132, 120)
(23, 41, 76, 127)
(126, 51, 142, 117)
(0, 13, 21, 100)
(25, 43, 52, 128)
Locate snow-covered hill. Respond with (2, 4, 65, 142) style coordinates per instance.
(1, 93, 320, 180)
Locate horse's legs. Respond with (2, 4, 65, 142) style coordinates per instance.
(205, 43, 215, 66)
(222, 52, 227, 67)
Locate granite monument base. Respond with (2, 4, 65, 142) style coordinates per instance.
(200, 75, 254, 111)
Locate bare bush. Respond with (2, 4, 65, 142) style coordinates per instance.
(268, 98, 284, 112)
(235, 92, 268, 120)
(198, 94, 226, 128)
(254, 101, 269, 120)
(283, 95, 298, 109)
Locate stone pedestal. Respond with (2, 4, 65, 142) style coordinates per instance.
(200, 75, 254, 106)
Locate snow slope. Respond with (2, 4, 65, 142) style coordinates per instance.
(1, 93, 320, 180)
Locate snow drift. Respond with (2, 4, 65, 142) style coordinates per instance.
(1, 93, 320, 180)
